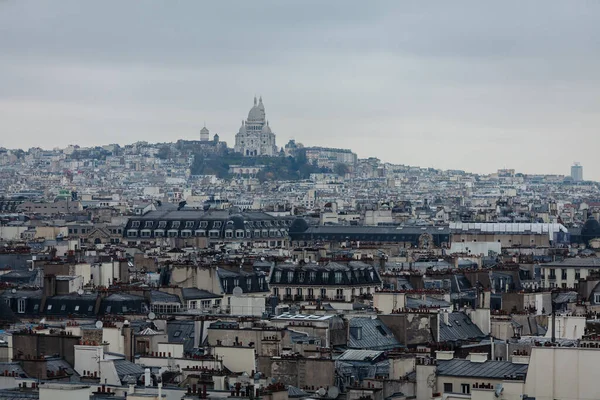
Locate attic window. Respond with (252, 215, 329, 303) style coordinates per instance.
(61, 304, 66, 311)
(131, 221, 140, 228)
(454, 320, 461, 326)
(74, 305, 80, 311)
(88, 305, 94, 312)
(106, 306, 111, 313)
(173, 330, 182, 338)
(158, 221, 167, 228)
(375, 325, 388, 336)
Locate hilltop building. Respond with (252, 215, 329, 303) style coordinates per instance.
(234, 96, 278, 157)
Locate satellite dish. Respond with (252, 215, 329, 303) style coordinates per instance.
(148, 312, 156, 320)
(95, 321, 104, 329)
(77, 289, 84, 295)
(316, 388, 327, 397)
(11, 288, 16, 294)
(232, 286, 243, 297)
(327, 387, 339, 399)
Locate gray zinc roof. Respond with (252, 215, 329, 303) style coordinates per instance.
(437, 359, 528, 379)
(438, 312, 486, 342)
(348, 317, 401, 351)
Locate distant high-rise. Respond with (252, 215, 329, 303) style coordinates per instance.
(571, 162, 583, 182)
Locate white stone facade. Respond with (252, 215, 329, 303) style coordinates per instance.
(234, 96, 278, 156)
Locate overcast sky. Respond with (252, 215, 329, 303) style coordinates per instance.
(1, 1, 599, 179)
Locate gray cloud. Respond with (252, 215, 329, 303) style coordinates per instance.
(1, 1, 599, 179)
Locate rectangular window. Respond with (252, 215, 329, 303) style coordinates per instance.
(461, 384, 470, 394)
(171, 221, 180, 229)
(201, 300, 211, 308)
(131, 221, 140, 228)
(335, 272, 342, 284)
(74, 305, 80, 311)
(323, 272, 329, 281)
(88, 305, 94, 312)
(185, 221, 194, 228)
(275, 271, 282, 282)
(320, 288, 327, 298)
(106, 305, 111, 313)
(158, 221, 167, 228)
(309, 272, 316, 282)
(287, 271, 294, 282)
(246, 278, 252, 290)
(444, 383, 453, 393)
(17, 298, 25, 313)
(594, 293, 600, 304)
(145, 221, 153, 228)
(47, 305, 52, 310)
(190, 300, 197, 309)
(298, 272, 305, 282)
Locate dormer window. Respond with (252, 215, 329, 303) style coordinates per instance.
(323, 272, 329, 281)
(309, 272, 316, 282)
(200, 221, 208, 228)
(171, 221, 180, 229)
(287, 271, 294, 282)
(246, 278, 252, 289)
(335, 272, 342, 284)
(185, 221, 194, 228)
(144, 221, 153, 228)
(233, 278, 239, 287)
(131, 221, 140, 228)
(299, 272, 305, 282)
(275, 271, 282, 282)
(214, 221, 222, 229)
(158, 221, 167, 229)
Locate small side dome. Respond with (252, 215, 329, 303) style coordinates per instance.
(582, 216, 600, 244)
(289, 218, 309, 233)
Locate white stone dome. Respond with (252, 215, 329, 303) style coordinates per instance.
(248, 105, 263, 122)
(261, 121, 272, 134)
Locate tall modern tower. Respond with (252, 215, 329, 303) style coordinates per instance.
(571, 162, 583, 182)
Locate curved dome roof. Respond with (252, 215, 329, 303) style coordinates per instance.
(261, 122, 272, 134)
(289, 218, 309, 233)
(227, 214, 246, 230)
(248, 105, 264, 122)
(582, 216, 600, 243)
(238, 120, 246, 134)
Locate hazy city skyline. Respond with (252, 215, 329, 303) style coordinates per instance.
(1, 1, 599, 179)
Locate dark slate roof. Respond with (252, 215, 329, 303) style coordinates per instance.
(181, 288, 221, 300)
(289, 224, 450, 245)
(100, 293, 148, 315)
(541, 258, 600, 268)
(0, 269, 38, 284)
(150, 290, 181, 304)
(439, 312, 486, 342)
(348, 317, 401, 350)
(269, 262, 381, 286)
(218, 268, 269, 294)
(44, 294, 98, 317)
(437, 359, 528, 379)
(167, 320, 195, 353)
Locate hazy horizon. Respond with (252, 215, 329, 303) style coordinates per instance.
(1, 1, 599, 179)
